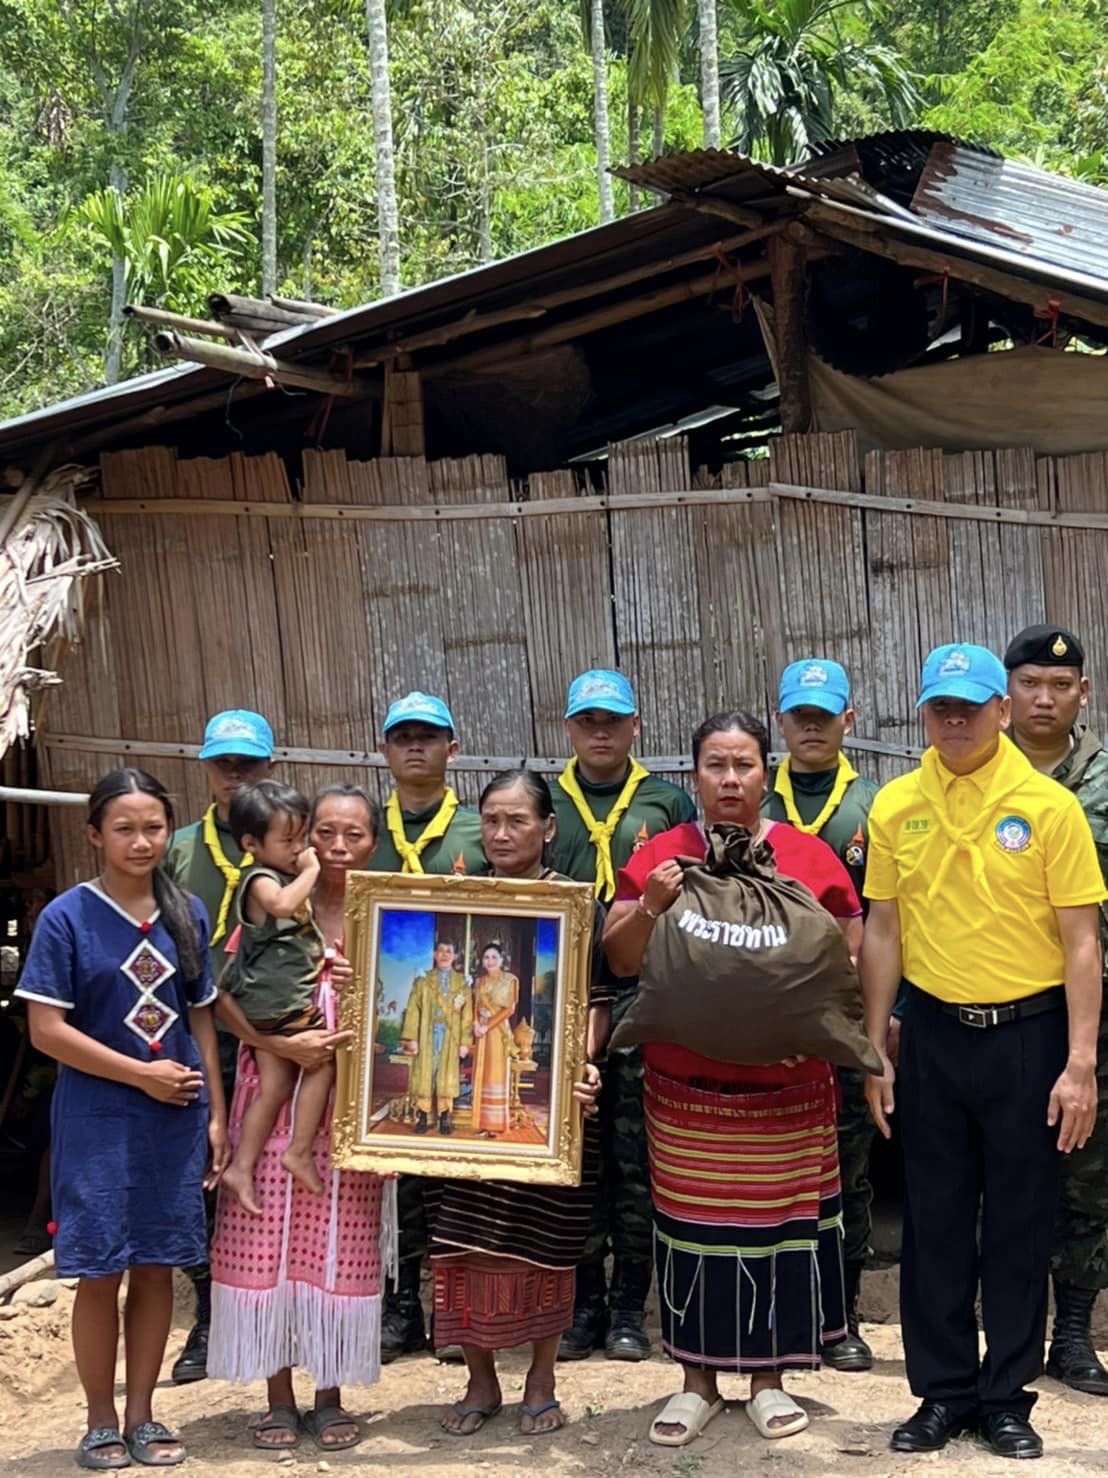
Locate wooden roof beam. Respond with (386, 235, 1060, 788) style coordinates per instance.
(152, 332, 364, 396)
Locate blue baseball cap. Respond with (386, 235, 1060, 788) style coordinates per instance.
(778, 659, 851, 716)
(917, 644, 1007, 708)
(383, 691, 455, 735)
(565, 669, 637, 720)
(198, 709, 274, 761)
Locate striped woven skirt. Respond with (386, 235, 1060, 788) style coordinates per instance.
(645, 1063, 846, 1372)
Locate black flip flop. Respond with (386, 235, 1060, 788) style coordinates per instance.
(124, 1423, 185, 1468)
(75, 1429, 130, 1470)
(252, 1405, 302, 1450)
(302, 1406, 362, 1451)
(440, 1398, 503, 1434)
(520, 1399, 564, 1435)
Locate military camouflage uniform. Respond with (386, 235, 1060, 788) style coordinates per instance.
(1050, 728, 1108, 1292)
(763, 766, 880, 1271)
(552, 767, 696, 1325)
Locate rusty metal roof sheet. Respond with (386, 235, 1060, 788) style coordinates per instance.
(913, 142, 1108, 284)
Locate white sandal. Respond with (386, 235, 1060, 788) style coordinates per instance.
(648, 1391, 725, 1447)
(745, 1387, 810, 1440)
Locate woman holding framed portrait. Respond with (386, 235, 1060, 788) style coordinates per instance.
(604, 712, 862, 1449)
(431, 770, 609, 1438)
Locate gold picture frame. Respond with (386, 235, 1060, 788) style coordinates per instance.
(332, 871, 595, 1185)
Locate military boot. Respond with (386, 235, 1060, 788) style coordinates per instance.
(558, 1259, 606, 1360)
(605, 1259, 652, 1360)
(822, 1262, 873, 1372)
(380, 1258, 427, 1364)
(1046, 1281, 1108, 1395)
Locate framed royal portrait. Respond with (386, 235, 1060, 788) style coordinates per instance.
(332, 872, 595, 1185)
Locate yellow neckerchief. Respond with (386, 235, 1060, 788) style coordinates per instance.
(917, 735, 1031, 905)
(203, 803, 252, 944)
(557, 756, 650, 901)
(774, 751, 858, 835)
(386, 787, 459, 874)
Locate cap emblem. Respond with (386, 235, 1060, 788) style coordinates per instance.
(938, 649, 971, 676)
(799, 664, 828, 687)
(1052, 635, 1068, 657)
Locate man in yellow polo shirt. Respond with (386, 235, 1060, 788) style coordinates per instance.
(861, 642, 1103, 1461)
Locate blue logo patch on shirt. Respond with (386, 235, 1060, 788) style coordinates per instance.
(995, 815, 1032, 853)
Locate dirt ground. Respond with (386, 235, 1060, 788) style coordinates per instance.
(4, 1269, 1108, 1477)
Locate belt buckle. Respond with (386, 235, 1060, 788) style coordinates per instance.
(958, 1005, 998, 1029)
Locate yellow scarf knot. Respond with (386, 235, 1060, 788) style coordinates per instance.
(774, 751, 858, 836)
(203, 803, 252, 944)
(386, 788, 459, 874)
(917, 737, 1030, 906)
(557, 757, 649, 901)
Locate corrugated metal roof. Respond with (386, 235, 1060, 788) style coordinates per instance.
(913, 142, 1108, 286)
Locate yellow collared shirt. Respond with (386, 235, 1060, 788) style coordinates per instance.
(865, 741, 1107, 1004)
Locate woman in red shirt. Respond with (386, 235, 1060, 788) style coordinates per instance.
(604, 711, 861, 1448)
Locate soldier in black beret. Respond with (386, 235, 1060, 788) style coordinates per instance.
(1007, 623, 1108, 1395)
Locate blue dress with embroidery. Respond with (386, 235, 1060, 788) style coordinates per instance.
(15, 882, 217, 1279)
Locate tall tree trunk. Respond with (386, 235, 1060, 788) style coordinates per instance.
(628, 96, 639, 210)
(653, 104, 664, 158)
(365, 0, 401, 296)
(590, 0, 614, 223)
(698, 0, 721, 148)
(477, 138, 493, 263)
(105, 158, 127, 385)
(261, 0, 277, 296)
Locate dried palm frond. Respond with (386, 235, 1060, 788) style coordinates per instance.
(0, 471, 116, 758)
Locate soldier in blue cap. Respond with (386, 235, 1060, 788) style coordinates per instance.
(552, 669, 695, 1362)
(763, 658, 880, 1374)
(164, 709, 277, 1384)
(373, 692, 485, 1365)
(862, 643, 1104, 1460)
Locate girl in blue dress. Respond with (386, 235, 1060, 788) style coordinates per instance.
(15, 769, 228, 1470)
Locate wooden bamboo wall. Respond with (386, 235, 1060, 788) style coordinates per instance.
(32, 430, 1108, 887)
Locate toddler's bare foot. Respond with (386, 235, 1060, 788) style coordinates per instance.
(221, 1162, 263, 1217)
(281, 1146, 324, 1196)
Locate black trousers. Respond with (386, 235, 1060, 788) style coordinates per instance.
(899, 986, 1067, 1420)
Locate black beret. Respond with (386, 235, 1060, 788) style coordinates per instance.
(1003, 624, 1085, 671)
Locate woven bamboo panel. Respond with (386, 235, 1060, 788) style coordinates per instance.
(517, 469, 616, 753)
(431, 455, 533, 753)
(609, 437, 706, 756)
(1041, 452, 1108, 735)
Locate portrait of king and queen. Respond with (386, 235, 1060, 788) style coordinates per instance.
(334, 875, 592, 1184)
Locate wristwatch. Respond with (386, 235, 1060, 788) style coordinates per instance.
(636, 894, 659, 921)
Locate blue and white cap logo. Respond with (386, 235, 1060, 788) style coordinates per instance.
(800, 664, 828, 687)
(939, 649, 972, 676)
(565, 668, 637, 719)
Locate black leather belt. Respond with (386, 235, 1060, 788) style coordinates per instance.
(930, 987, 1065, 1029)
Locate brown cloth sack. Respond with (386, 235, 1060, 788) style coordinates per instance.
(609, 824, 881, 1074)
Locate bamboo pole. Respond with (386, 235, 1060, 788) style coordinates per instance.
(123, 305, 238, 341)
(208, 292, 316, 331)
(268, 294, 340, 318)
(151, 332, 363, 396)
(0, 784, 89, 806)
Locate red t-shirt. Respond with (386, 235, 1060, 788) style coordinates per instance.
(616, 820, 861, 1083)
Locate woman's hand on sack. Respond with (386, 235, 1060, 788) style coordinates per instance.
(139, 1060, 204, 1106)
(865, 1050, 896, 1139)
(573, 1062, 602, 1116)
(643, 860, 684, 916)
